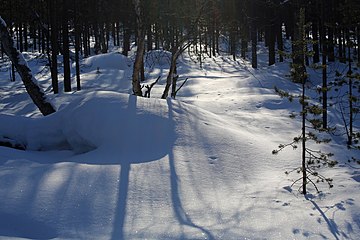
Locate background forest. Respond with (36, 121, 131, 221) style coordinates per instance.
(1, 0, 359, 85)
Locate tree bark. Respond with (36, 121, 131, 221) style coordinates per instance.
(0, 16, 56, 116)
(62, 0, 71, 92)
(162, 47, 181, 99)
(50, 0, 59, 93)
(268, 21, 276, 66)
(251, 25, 257, 69)
(312, 21, 320, 63)
(132, 0, 145, 96)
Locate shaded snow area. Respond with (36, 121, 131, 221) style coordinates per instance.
(0, 48, 359, 240)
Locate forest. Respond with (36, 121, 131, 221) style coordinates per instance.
(0, 0, 360, 239)
(1, 0, 359, 90)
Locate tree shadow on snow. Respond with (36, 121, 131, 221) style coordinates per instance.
(111, 96, 214, 239)
(0, 211, 57, 239)
(292, 196, 357, 240)
(166, 99, 215, 240)
(0, 94, 217, 239)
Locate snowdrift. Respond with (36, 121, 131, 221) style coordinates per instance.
(82, 52, 131, 71)
(0, 91, 291, 239)
(0, 50, 359, 239)
(0, 92, 175, 155)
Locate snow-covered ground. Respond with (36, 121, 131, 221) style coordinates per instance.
(0, 45, 359, 239)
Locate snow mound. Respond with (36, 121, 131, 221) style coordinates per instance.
(0, 92, 175, 155)
(82, 52, 130, 71)
(0, 113, 69, 151)
(61, 92, 175, 155)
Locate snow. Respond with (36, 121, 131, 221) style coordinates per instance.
(0, 44, 359, 240)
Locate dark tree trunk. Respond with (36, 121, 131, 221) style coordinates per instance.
(230, 27, 236, 61)
(312, 21, 320, 63)
(357, 27, 360, 64)
(0, 42, 3, 59)
(50, 0, 59, 94)
(347, 28, 353, 144)
(338, 28, 344, 63)
(162, 47, 181, 99)
(147, 24, 153, 51)
(32, 26, 37, 51)
(251, 25, 257, 69)
(321, 0, 327, 128)
(268, 22, 276, 66)
(327, 27, 335, 62)
(23, 23, 28, 52)
(132, 0, 144, 96)
(292, 7, 306, 83)
(276, 13, 284, 62)
(11, 64, 16, 82)
(19, 23, 23, 52)
(241, 38, 247, 59)
(83, 22, 89, 57)
(74, 0, 81, 91)
(250, 1, 257, 68)
(212, 23, 217, 57)
(94, 22, 101, 54)
(0, 17, 56, 115)
(62, 0, 71, 92)
(302, 79, 307, 194)
(41, 28, 46, 54)
(122, 24, 131, 56)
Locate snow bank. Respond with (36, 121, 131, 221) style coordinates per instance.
(0, 92, 175, 154)
(60, 91, 174, 154)
(82, 52, 131, 71)
(0, 113, 68, 151)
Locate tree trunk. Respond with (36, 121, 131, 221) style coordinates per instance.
(132, 0, 144, 96)
(122, 24, 131, 56)
(147, 24, 153, 51)
(23, 23, 28, 52)
(50, 0, 59, 94)
(19, 23, 23, 52)
(62, 0, 71, 92)
(268, 22, 276, 66)
(321, 0, 327, 129)
(251, 25, 257, 69)
(312, 21, 320, 63)
(162, 47, 180, 99)
(302, 79, 307, 194)
(292, 7, 307, 83)
(241, 38, 247, 59)
(74, 0, 81, 91)
(0, 16, 56, 115)
(357, 27, 360, 64)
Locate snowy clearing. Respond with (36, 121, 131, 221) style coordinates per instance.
(0, 47, 359, 240)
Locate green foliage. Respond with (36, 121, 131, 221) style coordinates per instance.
(274, 74, 336, 194)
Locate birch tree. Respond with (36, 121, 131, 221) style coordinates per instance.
(0, 16, 55, 116)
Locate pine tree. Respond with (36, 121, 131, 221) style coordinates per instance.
(273, 8, 337, 194)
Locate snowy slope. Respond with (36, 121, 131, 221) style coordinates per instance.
(0, 48, 359, 239)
